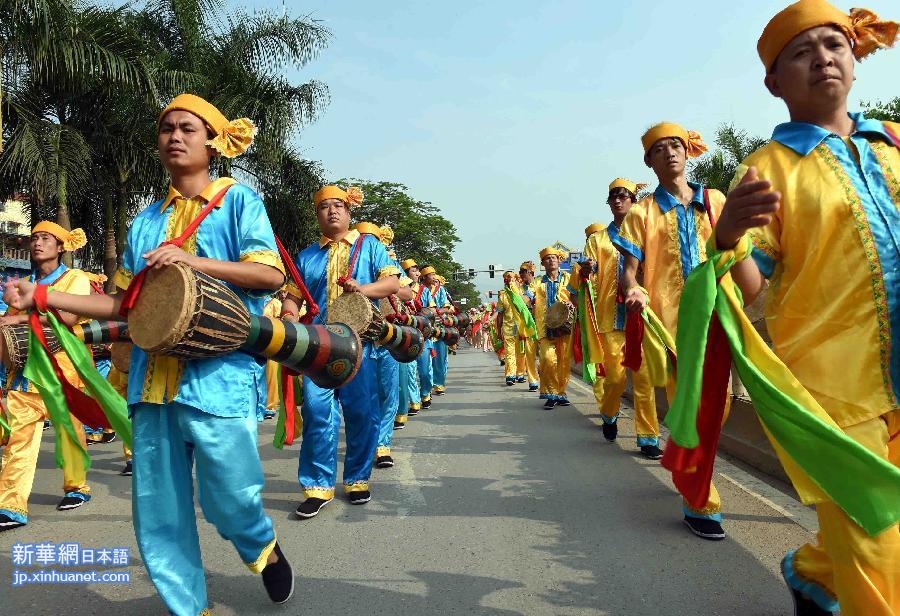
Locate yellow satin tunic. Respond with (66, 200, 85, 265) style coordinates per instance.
(738, 115, 900, 428)
(498, 285, 526, 337)
(533, 271, 571, 340)
(615, 184, 726, 337)
(571, 224, 626, 334)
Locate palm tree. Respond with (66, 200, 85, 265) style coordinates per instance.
(689, 124, 767, 194)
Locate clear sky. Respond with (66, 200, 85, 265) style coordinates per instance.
(244, 0, 899, 296)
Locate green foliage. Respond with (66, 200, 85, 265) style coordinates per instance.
(1, 0, 329, 277)
(861, 97, 900, 123)
(688, 124, 767, 194)
(334, 179, 480, 307)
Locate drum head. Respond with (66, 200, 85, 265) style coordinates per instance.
(545, 302, 569, 329)
(110, 342, 132, 373)
(0, 326, 17, 369)
(328, 293, 374, 335)
(128, 263, 196, 353)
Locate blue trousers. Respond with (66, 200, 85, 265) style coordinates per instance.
(132, 402, 276, 616)
(298, 345, 379, 499)
(416, 340, 434, 401)
(433, 340, 449, 390)
(401, 360, 420, 414)
(375, 348, 400, 456)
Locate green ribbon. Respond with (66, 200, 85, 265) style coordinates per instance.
(506, 286, 537, 340)
(667, 254, 900, 536)
(577, 283, 596, 384)
(25, 310, 132, 455)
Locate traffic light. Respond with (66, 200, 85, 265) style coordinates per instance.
(488, 291, 493, 298)
(488, 264, 495, 278)
(468, 268, 475, 278)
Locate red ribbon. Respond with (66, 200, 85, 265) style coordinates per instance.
(336, 233, 366, 288)
(31, 285, 110, 429)
(623, 310, 644, 371)
(661, 314, 732, 509)
(274, 235, 318, 325)
(281, 369, 298, 445)
(118, 185, 232, 318)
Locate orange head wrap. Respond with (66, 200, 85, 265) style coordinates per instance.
(32, 221, 87, 252)
(401, 258, 417, 271)
(608, 178, 649, 194)
(641, 123, 708, 159)
(314, 185, 364, 209)
(758, 0, 898, 72)
(158, 93, 256, 159)
(539, 246, 567, 261)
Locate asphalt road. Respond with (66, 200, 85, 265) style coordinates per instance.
(0, 346, 815, 615)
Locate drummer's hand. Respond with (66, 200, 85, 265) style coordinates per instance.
(579, 259, 594, 279)
(3, 278, 36, 312)
(341, 278, 361, 294)
(143, 244, 198, 269)
(623, 286, 648, 313)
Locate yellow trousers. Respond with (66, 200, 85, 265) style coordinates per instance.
(502, 334, 518, 379)
(788, 409, 899, 616)
(538, 336, 571, 399)
(522, 338, 538, 386)
(0, 390, 90, 518)
(665, 380, 731, 519)
(103, 366, 132, 460)
(265, 360, 280, 411)
(591, 331, 658, 442)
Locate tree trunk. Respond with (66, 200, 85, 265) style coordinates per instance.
(103, 194, 118, 292)
(115, 186, 127, 275)
(56, 198, 73, 267)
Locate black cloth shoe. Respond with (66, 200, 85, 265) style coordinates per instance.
(683, 515, 726, 541)
(120, 460, 133, 476)
(556, 398, 571, 406)
(640, 444, 664, 460)
(98, 432, 117, 444)
(515, 376, 526, 383)
(348, 490, 371, 505)
(602, 422, 618, 442)
(528, 385, 539, 392)
(262, 542, 294, 604)
(543, 399, 557, 410)
(421, 399, 431, 409)
(433, 389, 445, 396)
(0, 513, 25, 532)
(505, 379, 515, 386)
(375, 456, 394, 468)
(393, 421, 405, 430)
(408, 407, 419, 416)
(42, 420, 51, 431)
(786, 586, 836, 616)
(57, 495, 88, 511)
(294, 497, 332, 519)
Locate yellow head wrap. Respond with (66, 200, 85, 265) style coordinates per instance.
(539, 246, 567, 261)
(401, 258, 417, 271)
(585, 223, 606, 237)
(379, 225, 394, 246)
(502, 270, 516, 284)
(388, 249, 398, 260)
(158, 93, 257, 159)
(437, 275, 446, 284)
(353, 221, 382, 236)
(608, 178, 649, 194)
(758, 0, 898, 72)
(519, 260, 536, 273)
(641, 123, 708, 159)
(313, 185, 364, 208)
(32, 221, 87, 252)
(420, 266, 436, 277)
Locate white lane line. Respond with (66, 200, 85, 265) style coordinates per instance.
(566, 375, 819, 532)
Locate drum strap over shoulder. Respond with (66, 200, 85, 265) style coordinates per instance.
(118, 185, 232, 317)
(275, 234, 318, 324)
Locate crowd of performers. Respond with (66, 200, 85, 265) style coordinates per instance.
(0, 0, 897, 614)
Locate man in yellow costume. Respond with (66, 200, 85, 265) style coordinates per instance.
(497, 271, 536, 386)
(612, 122, 729, 540)
(715, 1, 899, 613)
(534, 247, 573, 410)
(0, 222, 93, 531)
(518, 260, 540, 391)
(571, 179, 660, 459)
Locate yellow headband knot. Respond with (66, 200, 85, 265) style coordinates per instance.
(641, 123, 708, 159)
(32, 221, 87, 251)
(379, 225, 394, 246)
(758, 0, 897, 71)
(519, 260, 536, 273)
(159, 94, 256, 158)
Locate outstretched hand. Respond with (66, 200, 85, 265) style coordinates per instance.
(143, 244, 197, 269)
(716, 167, 780, 249)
